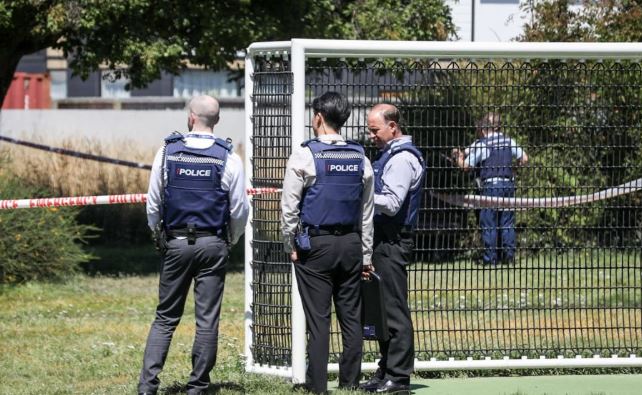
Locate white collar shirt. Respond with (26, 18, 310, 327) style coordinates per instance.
(146, 131, 249, 245)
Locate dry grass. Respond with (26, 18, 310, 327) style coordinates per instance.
(2, 136, 154, 196)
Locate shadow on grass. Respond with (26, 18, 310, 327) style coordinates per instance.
(162, 381, 244, 394)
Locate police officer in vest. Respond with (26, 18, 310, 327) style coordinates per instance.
(360, 104, 425, 394)
(281, 91, 374, 394)
(139, 95, 249, 395)
(452, 112, 528, 265)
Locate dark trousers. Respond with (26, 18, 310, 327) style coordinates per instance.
(480, 180, 516, 264)
(138, 236, 229, 395)
(373, 232, 414, 384)
(294, 232, 363, 394)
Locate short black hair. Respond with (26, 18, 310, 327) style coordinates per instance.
(312, 91, 351, 131)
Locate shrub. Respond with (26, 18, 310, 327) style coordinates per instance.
(2, 138, 154, 267)
(0, 158, 95, 284)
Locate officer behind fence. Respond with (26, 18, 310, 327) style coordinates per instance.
(281, 91, 374, 394)
(451, 112, 528, 265)
(138, 95, 249, 395)
(360, 104, 425, 394)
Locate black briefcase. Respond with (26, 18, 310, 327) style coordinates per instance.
(361, 272, 389, 341)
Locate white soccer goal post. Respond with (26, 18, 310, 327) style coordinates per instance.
(244, 39, 642, 383)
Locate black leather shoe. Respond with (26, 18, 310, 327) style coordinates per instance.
(359, 376, 384, 392)
(375, 380, 411, 394)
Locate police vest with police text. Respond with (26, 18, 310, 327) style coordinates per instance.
(478, 133, 514, 181)
(162, 133, 231, 231)
(299, 139, 365, 228)
(373, 141, 425, 228)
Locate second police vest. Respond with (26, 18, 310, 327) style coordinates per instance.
(162, 133, 231, 231)
(478, 132, 514, 181)
(299, 139, 365, 228)
(373, 140, 425, 228)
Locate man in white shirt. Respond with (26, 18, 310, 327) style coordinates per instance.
(281, 91, 374, 394)
(139, 95, 249, 395)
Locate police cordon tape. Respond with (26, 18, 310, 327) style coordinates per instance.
(431, 177, 642, 210)
(0, 135, 153, 170)
(3, 135, 639, 210)
(2, 180, 640, 211)
(0, 188, 283, 210)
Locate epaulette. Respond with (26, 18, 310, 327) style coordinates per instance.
(214, 137, 233, 152)
(164, 131, 184, 144)
(301, 138, 319, 147)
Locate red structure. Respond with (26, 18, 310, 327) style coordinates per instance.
(1, 72, 51, 109)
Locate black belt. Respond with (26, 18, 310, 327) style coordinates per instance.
(306, 225, 358, 237)
(167, 227, 226, 244)
(374, 225, 414, 241)
(373, 224, 413, 232)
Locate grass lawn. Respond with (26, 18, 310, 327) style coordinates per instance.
(1, 271, 640, 395)
(0, 273, 312, 394)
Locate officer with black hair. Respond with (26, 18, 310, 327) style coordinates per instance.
(360, 103, 425, 394)
(139, 95, 249, 395)
(281, 91, 374, 394)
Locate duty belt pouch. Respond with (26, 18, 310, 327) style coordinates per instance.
(187, 223, 196, 245)
(361, 272, 389, 341)
(295, 226, 311, 252)
(153, 222, 168, 255)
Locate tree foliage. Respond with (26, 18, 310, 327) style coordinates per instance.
(0, 0, 456, 102)
(518, 0, 642, 42)
(513, 0, 642, 250)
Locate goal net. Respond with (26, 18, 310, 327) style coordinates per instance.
(244, 40, 642, 381)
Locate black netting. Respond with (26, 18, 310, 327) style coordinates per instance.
(250, 58, 293, 366)
(251, 57, 642, 368)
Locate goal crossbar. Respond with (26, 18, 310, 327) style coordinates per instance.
(248, 39, 642, 60)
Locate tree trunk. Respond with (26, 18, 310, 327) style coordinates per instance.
(0, 53, 23, 107)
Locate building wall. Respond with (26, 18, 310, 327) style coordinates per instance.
(448, 0, 474, 41)
(0, 108, 245, 154)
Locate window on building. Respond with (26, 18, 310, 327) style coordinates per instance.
(49, 70, 67, 100)
(173, 70, 241, 98)
(101, 71, 131, 98)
